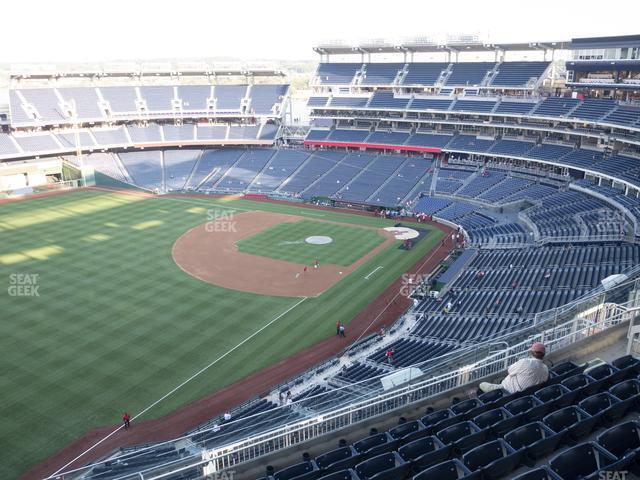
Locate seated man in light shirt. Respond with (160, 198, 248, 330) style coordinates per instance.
(479, 342, 549, 394)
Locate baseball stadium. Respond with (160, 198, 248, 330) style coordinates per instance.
(2, 5, 640, 480)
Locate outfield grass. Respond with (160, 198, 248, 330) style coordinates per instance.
(236, 219, 385, 266)
(0, 190, 444, 477)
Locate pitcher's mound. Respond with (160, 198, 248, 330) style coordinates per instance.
(305, 236, 333, 245)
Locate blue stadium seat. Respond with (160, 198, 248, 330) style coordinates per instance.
(490, 62, 549, 87)
(596, 421, 640, 474)
(504, 421, 564, 463)
(398, 435, 452, 471)
(543, 406, 599, 440)
(436, 421, 486, 453)
(316, 470, 361, 480)
(612, 355, 640, 375)
(352, 433, 398, 459)
(477, 388, 507, 406)
(450, 398, 487, 418)
(388, 420, 429, 443)
(273, 460, 320, 480)
(472, 407, 522, 438)
(413, 459, 480, 480)
(421, 409, 464, 434)
(579, 392, 629, 426)
(462, 439, 523, 479)
(315, 447, 362, 472)
(609, 379, 640, 412)
(534, 384, 577, 409)
(585, 363, 627, 388)
(511, 466, 562, 480)
(548, 442, 617, 480)
(561, 373, 599, 399)
(354, 451, 410, 480)
(504, 396, 550, 422)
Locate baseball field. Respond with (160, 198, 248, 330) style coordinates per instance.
(0, 189, 444, 478)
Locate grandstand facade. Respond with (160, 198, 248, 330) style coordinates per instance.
(3, 34, 640, 480)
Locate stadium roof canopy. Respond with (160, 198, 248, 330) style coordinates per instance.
(313, 38, 570, 55)
(9, 62, 286, 79)
(570, 34, 640, 50)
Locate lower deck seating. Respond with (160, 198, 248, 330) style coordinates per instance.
(526, 190, 626, 239)
(411, 243, 639, 344)
(368, 339, 456, 368)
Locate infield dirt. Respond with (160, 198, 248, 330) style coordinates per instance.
(172, 210, 396, 297)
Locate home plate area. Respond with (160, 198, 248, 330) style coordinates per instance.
(172, 211, 396, 297)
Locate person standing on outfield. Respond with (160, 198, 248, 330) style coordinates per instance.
(122, 412, 131, 429)
(339, 323, 345, 337)
(336, 320, 341, 335)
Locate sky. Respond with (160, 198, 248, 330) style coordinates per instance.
(3, 0, 639, 64)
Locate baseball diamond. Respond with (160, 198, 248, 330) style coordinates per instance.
(0, 188, 444, 478)
(173, 212, 394, 297)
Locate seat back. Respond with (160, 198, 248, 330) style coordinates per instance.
(505, 422, 546, 450)
(478, 388, 506, 405)
(355, 452, 397, 478)
(472, 407, 509, 429)
(586, 364, 617, 381)
(504, 395, 542, 416)
(412, 459, 474, 480)
(315, 447, 357, 470)
(398, 436, 440, 460)
(550, 361, 581, 377)
(610, 379, 640, 400)
(421, 409, 462, 433)
(450, 398, 484, 416)
(389, 420, 422, 440)
(596, 421, 640, 457)
(535, 384, 574, 404)
(506, 421, 564, 460)
(549, 442, 616, 479)
(436, 421, 477, 445)
(543, 406, 581, 432)
(353, 433, 390, 454)
(511, 465, 563, 479)
(612, 354, 640, 371)
(316, 470, 359, 480)
(462, 439, 510, 470)
(579, 392, 618, 416)
(274, 460, 316, 480)
(561, 373, 591, 392)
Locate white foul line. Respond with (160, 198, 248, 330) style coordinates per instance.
(364, 266, 383, 280)
(48, 296, 307, 478)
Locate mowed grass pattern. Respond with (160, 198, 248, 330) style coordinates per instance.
(0, 190, 444, 478)
(236, 219, 385, 266)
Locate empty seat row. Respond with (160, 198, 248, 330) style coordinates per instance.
(259, 356, 640, 480)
